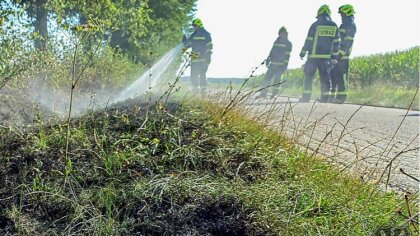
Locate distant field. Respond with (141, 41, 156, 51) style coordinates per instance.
(239, 47, 419, 109)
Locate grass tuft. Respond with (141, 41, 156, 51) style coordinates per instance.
(0, 96, 417, 235)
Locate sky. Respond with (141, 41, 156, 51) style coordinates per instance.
(193, 0, 420, 78)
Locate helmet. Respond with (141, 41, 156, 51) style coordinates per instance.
(278, 26, 288, 35)
(317, 4, 331, 16)
(338, 4, 355, 16)
(192, 18, 203, 27)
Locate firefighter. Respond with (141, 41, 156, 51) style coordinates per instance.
(299, 4, 340, 103)
(257, 26, 292, 99)
(330, 4, 357, 104)
(182, 18, 213, 94)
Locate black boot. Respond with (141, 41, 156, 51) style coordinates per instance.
(299, 94, 310, 103)
(270, 89, 279, 98)
(256, 93, 267, 99)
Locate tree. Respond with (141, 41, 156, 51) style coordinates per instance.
(8, 0, 50, 50)
(1, 0, 197, 62)
(73, 0, 197, 64)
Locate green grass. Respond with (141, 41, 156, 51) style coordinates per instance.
(0, 97, 417, 235)
(347, 85, 419, 110)
(241, 75, 419, 110)
(241, 47, 419, 109)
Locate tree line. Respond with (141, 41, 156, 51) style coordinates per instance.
(0, 0, 197, 89)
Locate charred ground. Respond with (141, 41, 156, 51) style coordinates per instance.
(0, 98, 269, 235)
(0, 97, 417, 235)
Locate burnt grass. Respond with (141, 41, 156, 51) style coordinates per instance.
(0, 98, 270, 235)
(1, 97, 414, 235)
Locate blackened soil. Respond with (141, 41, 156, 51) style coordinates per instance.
(0, 98, 268, 235)
(130, 196, 267, 236)
(0, 215, 16, 235)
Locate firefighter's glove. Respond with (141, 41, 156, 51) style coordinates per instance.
(181, 47, 188, 53)
(299, 51, 306, 60)
(190, 51, 199, 60)
(335, 50, 346, 60)
(265, 58, 271, 68)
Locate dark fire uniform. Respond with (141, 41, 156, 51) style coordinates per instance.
(300, 14, 340, 102)
(183, 27, 212, 93)
(330, 15, 356, 103)
(260, 34, 292, 98)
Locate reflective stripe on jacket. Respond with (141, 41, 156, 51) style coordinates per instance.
(337, 16, 356, 60)
(183, 27, 213, 62)
(301, 15, 340, 59)
(268, 36, 292, 66)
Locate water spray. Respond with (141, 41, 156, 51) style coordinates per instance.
(114, 44, 183, 102)
(30, 44, 183, 117)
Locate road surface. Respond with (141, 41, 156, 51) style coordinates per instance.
(209, 91, 420, 193)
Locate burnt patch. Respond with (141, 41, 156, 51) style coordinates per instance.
(130, 196, 266, 236)
(0, 215, 16, 235)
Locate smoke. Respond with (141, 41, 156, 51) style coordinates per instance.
(27, 79, 117, 117)
(27, 44, 183, 118)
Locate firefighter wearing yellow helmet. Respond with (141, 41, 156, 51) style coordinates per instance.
(330, 4, 357, 104)
(182, 18, 213, 94)
(257, 26, 292, 99)
(299, 4, 340, 103)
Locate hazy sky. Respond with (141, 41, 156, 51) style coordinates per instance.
(193, 0, 420, 78)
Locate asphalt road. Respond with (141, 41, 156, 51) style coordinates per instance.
(209, 91, 420, 194)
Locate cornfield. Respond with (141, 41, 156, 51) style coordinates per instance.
(349, 46, 419, 88)
(280, 46, 419, 89)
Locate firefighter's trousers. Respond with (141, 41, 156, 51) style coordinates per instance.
(191, 60, 209, 93)
(260, 64, 286, 96)
(330, 59, 349, 103)
(302, 58, 331, 102)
